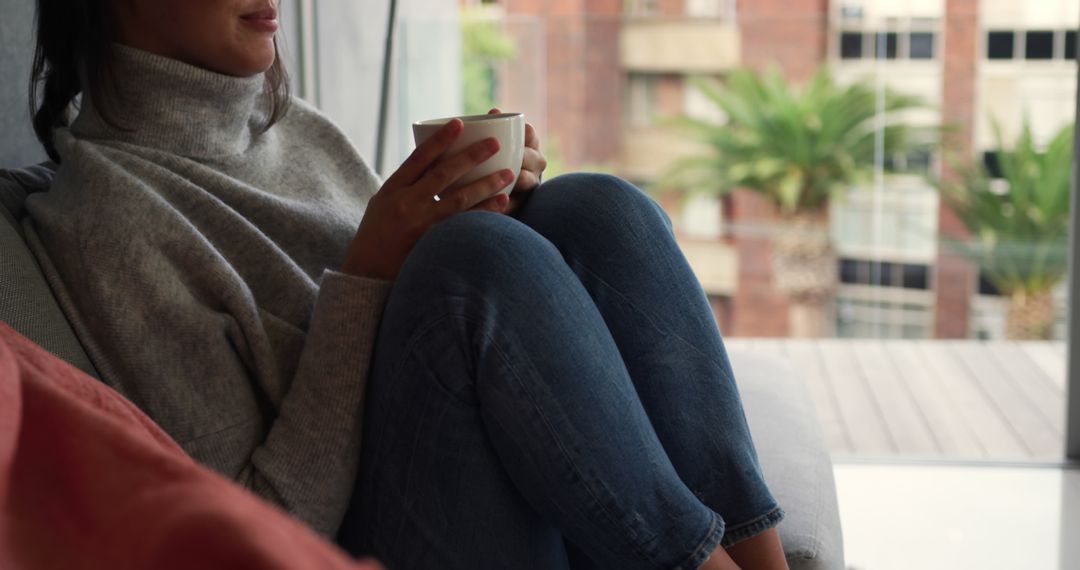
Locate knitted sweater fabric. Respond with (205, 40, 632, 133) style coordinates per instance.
(24, 46, 390, 537)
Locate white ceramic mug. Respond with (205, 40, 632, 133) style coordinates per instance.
(412, 112, 525, 195)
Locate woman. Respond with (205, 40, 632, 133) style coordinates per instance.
(25, 1, 786, 569)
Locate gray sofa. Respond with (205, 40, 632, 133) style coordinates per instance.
(0, 164, 843, 569)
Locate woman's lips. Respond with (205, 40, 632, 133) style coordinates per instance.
(241, 9, 279, 33)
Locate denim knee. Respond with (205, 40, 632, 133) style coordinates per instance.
(534, 173, 673, 232)
(401, 211, 564, 297)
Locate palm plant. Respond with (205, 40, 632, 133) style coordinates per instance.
(940, 120, 1071, 340)
(662, 66, 928, 337)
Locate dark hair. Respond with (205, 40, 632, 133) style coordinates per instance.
(29, 1, 291, 163)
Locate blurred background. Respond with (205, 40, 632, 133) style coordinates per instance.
(2, 0, 1077, 567)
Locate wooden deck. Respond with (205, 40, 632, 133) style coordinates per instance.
(726, 339, 1068, 460)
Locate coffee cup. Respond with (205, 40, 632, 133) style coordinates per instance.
(412, 112, 525, 195)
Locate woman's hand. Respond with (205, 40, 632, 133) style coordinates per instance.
(489, 108, 547, 215)
(340, 119, 515, 281)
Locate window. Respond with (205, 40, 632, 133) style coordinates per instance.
(1066, 31, 1077, 60)
(831, 184, 940, 262)
(679, 193, 723, 238)
(987, 31, 1015, 59)
(1025, 30, 1054, 60)
(978, 274, 1002, 296)
(886, 150, 933, 175)
(624, 0, 658, 17)
(839, 259, 930, 290)
(685, 0, 726, 18)
(840, 4, 864, 22)
(909, 32, 935, 59)
(875, 32, 898, 59)
(904, 149, 932, 174)
(625, 74, 658, 127)
(982, 151, 1003, 178)
(841, 32, 864, 59)
(835, 293, 933, 339)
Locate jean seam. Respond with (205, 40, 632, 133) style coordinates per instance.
(674, 511, 725, 570)
(390, 311, 481, 406)
(385, 303, 714, 567)
(479, 320, 672, 568)
(718, 506, 785, 548)
(563, 255, 736, 386)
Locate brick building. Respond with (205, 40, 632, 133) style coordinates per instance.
(460, 0, 1078, 340)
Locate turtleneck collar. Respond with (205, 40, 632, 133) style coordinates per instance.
(71, 45, 268, 159)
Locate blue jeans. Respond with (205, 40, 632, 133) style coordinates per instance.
(336, 174, 782, 569)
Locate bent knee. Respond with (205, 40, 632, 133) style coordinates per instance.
(407, 211, 560, 279)
(528, 173, 672, 233)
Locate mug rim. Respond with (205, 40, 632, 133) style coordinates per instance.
(413, 112, 523, 127)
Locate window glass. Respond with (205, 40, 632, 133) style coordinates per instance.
(625, 74, 658, 128)
(624, 0, 658, 16)
(448, 0, 1077, 462)
(909, 32, 935, 59)
(982, 151, 1003, 178)
(841, 32, 864, 59)
(875, 31, 898, 59)
(987, 30, 1015, 59)
(1025, 30, 1055, 60)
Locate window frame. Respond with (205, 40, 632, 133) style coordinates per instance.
(1066, 25, 1080, 460)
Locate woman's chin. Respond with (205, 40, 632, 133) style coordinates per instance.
(226, 48, 277, 77)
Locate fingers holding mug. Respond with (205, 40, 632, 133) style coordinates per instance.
(436, 169, 516, 216)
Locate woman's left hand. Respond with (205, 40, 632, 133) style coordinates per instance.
(489, 108, 546, 214)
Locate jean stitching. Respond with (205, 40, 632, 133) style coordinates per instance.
(383, 302, 714, 566)
(565, 256, 736, 386)
(390, 312, 480, 405)
(674, 512, 724, 570)
(479, 322, 671, 567)
(718, 507, 785, 548)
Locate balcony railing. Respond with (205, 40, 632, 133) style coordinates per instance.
(620, 18, 740, 73)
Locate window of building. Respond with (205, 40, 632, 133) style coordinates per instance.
(982, 151, 1003, 178)
(835, 292, 933, 339)
(987, 31, 1016, 59)
(686, 0, 727, 18)
(624, 0, 659, 17)
(885, 150, 933, 175)
(679, 193, 723, 238)
(1025, 30, 1055, 60)
(839, 4, 864, 22)
(839, 259, 930, 290)
(909, 32, 935, 59)
(978, 274, 1003, 296)
(831, 184, 940, 262)
(625, 73, 659, 127)
(875, 31, 898, 59)
(1067, 30, 1077, 61)
(841, 32, 864, 59)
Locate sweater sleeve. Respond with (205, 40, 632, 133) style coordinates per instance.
(27, 138, 394, 538)
(239, 269, 391, 535)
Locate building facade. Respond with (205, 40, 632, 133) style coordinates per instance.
(461, 0, 1077, 339)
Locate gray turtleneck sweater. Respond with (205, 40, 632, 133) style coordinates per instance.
(25, 46, 390, 537)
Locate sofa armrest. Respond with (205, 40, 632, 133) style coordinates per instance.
(730, 349, 845, 570)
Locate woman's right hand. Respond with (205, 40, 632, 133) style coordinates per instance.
(340, 119, 515, 281)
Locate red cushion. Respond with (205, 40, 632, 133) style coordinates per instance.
(0, 323, 382, 570)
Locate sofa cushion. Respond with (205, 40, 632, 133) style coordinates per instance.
(0, 163, 98, 378)
(0, 322, 383, 570)
(731, 349, 845, 570)
(0, 162, 56, 230)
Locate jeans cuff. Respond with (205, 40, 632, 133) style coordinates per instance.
(719, 506, 785, 548)
(673, 511, 725, 570)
